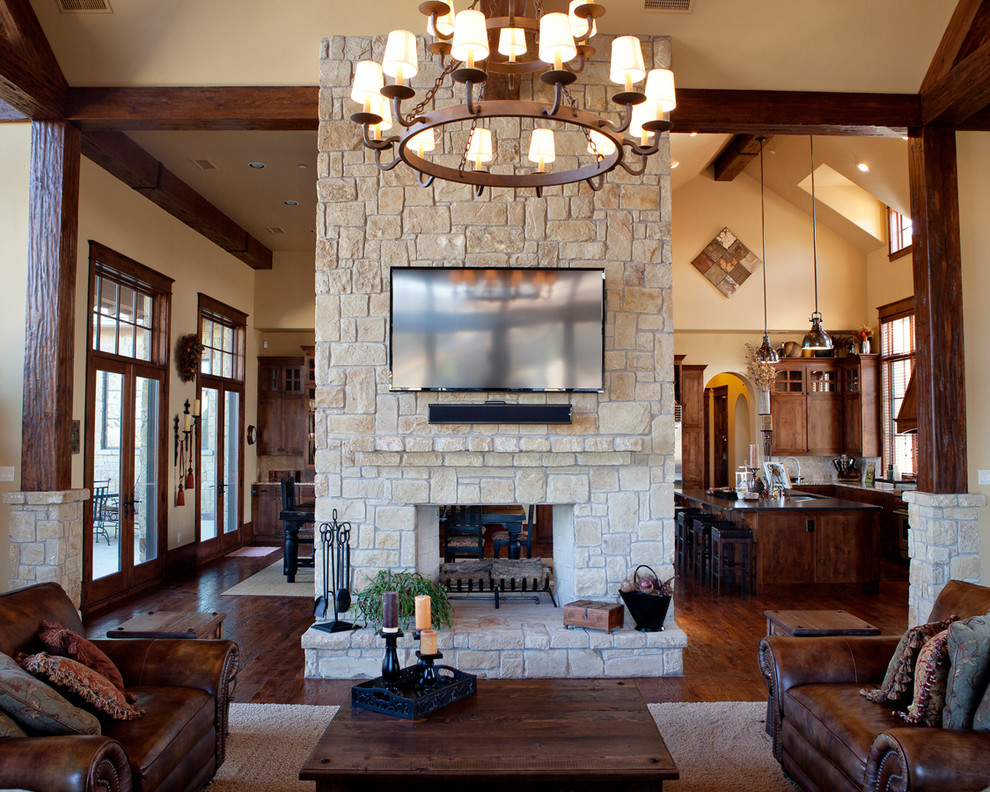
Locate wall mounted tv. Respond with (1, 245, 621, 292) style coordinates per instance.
(390, 267, 605, 392)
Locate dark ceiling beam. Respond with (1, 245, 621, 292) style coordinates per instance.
(712, 135, 772, 181)
(67, 86, 319, 130)
(82, 130, 273, 270)
(671, 89, 919, 136)
(920, 0, 990, 125)
(0, 0, 67, 119)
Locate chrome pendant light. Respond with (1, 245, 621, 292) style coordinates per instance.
(802, 135, 833, 352)
(756, 137, 778, 363)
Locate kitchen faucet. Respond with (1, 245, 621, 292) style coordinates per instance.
(782, 456, 801, 484)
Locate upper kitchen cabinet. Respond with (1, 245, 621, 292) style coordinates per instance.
(257, 356, 308, 456)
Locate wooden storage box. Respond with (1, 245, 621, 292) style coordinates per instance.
(563, 600, 624, 633)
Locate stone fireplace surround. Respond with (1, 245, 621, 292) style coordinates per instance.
(304, 33, 685, 678)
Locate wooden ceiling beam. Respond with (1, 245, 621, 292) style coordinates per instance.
(921, 39, 990, 125)
(922, 0, 988, 91)
(82, 130, 273, 270)
(0, 96, 25, 120)
(671, 89, 919, 136)
(712, 135, 772, 181)
(67, 86, 319, 131)
(0, 0, 67, 119)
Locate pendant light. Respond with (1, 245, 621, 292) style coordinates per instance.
(802, 135, 833, 352)
(756, 137, 779, 363)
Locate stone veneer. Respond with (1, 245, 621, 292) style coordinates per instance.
(903, 490, 985, 624)
(4, 489, 88, 607)
(307, 33, 683, 677)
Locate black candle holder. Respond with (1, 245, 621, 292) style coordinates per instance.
(415, 650, 443, 688)
(380, 628, 404, 683)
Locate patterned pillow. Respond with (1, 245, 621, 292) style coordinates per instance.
(942, 612, 990, 729)
(975, 682, 990, 730)
(900, 629, 951, 727)
(0, 652, 101, 735)
(38, 621, 135, 703)
(861, 617, 958, 704)
(0, 709, 28, 738)
(19, 653, 144, 721)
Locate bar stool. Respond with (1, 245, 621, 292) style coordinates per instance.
(691, 516, 735, 585)
(710, 524, 754, 596)
(675, 508, 704, 573)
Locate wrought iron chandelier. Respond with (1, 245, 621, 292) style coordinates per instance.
(348, 0, 676, 197)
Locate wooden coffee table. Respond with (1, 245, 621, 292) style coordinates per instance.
(299, 678, 678, 792)
(765, 609, 880, 638)
(106, 610, 226, 639)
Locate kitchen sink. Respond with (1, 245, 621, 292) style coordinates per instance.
(786, 495, 821, 502)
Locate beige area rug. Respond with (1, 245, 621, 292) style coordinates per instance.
(220, 560, 314, 598)
(226, 546, 280, 558)
(649, 702, 798, 792)
(212, 701, 796, 792)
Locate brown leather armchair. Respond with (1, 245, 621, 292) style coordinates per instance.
(0, 582, 239, 792)
(759, 580, 990, 792)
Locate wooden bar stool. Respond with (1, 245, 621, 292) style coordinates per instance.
(711, 525, 754, 596)
(691, 517, 734, 585)
(675, 508, 704, 573)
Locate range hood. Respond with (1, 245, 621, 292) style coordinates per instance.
(895, 368, 917, 434)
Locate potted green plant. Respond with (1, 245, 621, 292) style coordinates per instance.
(354, 570, 453, 630)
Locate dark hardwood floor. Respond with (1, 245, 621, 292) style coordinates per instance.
(84, 550, 909, 706)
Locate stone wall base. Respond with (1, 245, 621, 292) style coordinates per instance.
(3, 489, 88, 607)
(903, 490, 985, 625)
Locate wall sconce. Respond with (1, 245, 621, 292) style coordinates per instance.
(173, 398, 201, 501)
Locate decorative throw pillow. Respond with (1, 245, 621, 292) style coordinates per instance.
(0, 709, 28, 738)
(900, 629, 951, 727)
(974, 681, 990, 730)
(38, 620, 132, 700)
(0, 652, 101, 735)
(942, 611, 990, 729)
(19, 653, 144, 721)
(861, 617, 958, 704)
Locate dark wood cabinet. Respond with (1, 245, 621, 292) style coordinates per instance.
(251, 483, 282, 544)
(677, 360, 706, 489)
(257, 356, 308, 456)
(771, 357, 876, 457)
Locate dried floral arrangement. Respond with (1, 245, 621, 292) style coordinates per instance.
(854, 324, 874, 342)
(745, 342, 778, 391)
(177, 333, 205, 383)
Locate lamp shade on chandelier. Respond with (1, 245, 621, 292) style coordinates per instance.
(348, 0, 676, 197)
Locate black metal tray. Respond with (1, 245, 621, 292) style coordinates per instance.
(351, 665, 477, 720)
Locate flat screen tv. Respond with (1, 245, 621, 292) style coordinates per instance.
(390, 267, 605, 392)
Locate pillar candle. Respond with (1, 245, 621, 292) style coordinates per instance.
(749, 444, 757, 469)
(382, 591, 399, 632)
(420, 628, 438, 655)
(414, 594, 431, 630)
(192, 399, 201, 416)
(183, 413, 192, 431)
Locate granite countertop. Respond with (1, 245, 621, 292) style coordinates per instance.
(797, 479, 917, 494)
(676, 488, 882, 512)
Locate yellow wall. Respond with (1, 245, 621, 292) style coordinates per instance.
(958, 131, 990, 583)
(866, 245, 913, 316)
(254, 251, 316, 331)
(75, 160, 259, 551)
(705, 372, 750, 480)
(0, 123, 30, 591)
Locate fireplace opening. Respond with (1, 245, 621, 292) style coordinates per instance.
(438, 504, 554, 562)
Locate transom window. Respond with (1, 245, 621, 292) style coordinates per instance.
(887, 207, 912, 260)
(878, 298, 916, 479)
(91, 273, 156, 361)
(199, 294, 246, 382)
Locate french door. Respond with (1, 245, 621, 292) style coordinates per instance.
(197, 379, 243, 555)
(86, 359, 166, 602)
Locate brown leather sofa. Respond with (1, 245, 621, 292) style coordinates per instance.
(759, 580, 990, 792)
(0, 582, 239, 792)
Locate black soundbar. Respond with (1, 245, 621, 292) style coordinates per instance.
(428, 403, 573, 425)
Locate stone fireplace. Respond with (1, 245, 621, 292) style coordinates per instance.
(303, 33, 685, 678)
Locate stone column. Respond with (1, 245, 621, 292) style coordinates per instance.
(902, 490, 985, 625)
(3, 489, 87, 607)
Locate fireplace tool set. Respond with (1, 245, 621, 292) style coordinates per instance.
(312, 510, 357, 634)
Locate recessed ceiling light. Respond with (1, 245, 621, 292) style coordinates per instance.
(248, 162, 266, 169)
(671, 160, 680, 168)
(689, 132, 698, 137)
(298, 163, 309, 169)
(283, 200, 299, 206)
(856, 162, 870, 173)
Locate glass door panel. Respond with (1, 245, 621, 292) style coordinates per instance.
(93, 370, 124, 580)
(132, 376, 159, 566)
(200, 387, 220, 542)
(223, 390, 240, 534)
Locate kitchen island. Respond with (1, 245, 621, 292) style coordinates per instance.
(675, 489, 881, 594)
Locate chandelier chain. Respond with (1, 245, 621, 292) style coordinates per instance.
(563, 85, 602, 161)
(408, 59, 460, 120)
(459, 80, 487, 174)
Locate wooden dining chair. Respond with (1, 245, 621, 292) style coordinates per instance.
(493, 504, 535, 559)
(442, 505, 485, 562)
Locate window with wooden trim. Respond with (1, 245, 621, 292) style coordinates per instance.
(199, 295, 247, 382)
(887, 207, 912, 260)
(878, 298, 916, 479)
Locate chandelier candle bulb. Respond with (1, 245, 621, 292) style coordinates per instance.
(420, 628, 438, 656)
(539, 12, 577, 69)
(466, 127, 493, 168)
(568, 0, 596, 41)
(427, 1, 455, 38)
(382, 591, 399, 632)
(382, 30, 418, 85)
(610, 35, 645, 89)
(409, 129, 435, 157)
(414, 594, 432, 630)
(451, 9, 489, 68)
(498, 27, 527, 62)
(645, 68, 676, 115)
(350, 60, 384, 113)
(528, 129, 556, 172)
(588, 130, 616, 157)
